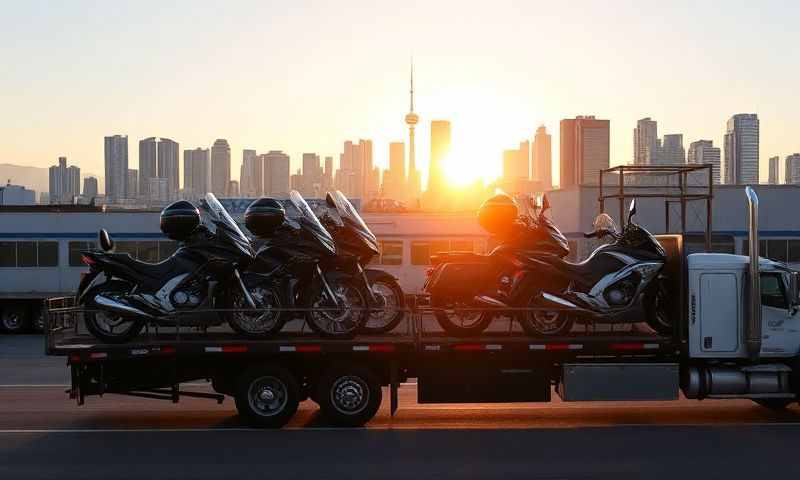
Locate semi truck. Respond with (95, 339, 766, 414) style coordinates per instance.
(44, 187, 800, 427)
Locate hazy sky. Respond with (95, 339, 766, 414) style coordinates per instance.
(2, 0, 799, 186)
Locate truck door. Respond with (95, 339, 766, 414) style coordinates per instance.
(759, 272, 800, 357)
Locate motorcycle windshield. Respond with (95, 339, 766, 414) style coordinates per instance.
(289, 190, 336, 255)
(200, 193, 254, 258)
(330, 190, 379, 254)
(537, 215, 570, 254)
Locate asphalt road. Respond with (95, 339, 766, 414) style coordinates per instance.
(2, 334, 800, 479)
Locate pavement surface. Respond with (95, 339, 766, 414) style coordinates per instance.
(2, 334, 800, 479)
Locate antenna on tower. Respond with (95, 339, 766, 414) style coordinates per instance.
(409, 57, 415, 113)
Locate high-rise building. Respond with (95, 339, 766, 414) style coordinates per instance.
(768, 156, 780, 184)
(210, 139, 231, 196)
(502, 141, 529, 180)
(127, 169, 138, 200)
(661, 134, 685, 165)
(83, 177, 99, 199)
(302, 153, 322, 197)
(785, 154, 800, 185)
(263, 151, 291, 197)
(428, 120, 451, 193)
(240, 149, 263, 197)
(104, 135, 128, 202)
(559, 116, 610, 187)
(405, 63, 421, 204)
(323, 156, 334, 191)
(228, 180, 239, 197)
(48, 156, 80, 203)
(724, 114, 759, 185)
(183, 148, 210, 199)
(533, 125, 552, 190)
(383, 142, 406, 200)
(687, 140, 721, 184)
(148, 177, 168, 203)
(633, 118, 659, 165)
(336, 140, 374, 199)
(139, 137, 179, 200)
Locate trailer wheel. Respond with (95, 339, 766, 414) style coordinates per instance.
(753, 398, 795, 410)
(316, 364, 382, 427)
(1, 303, 29, 333)
(234, 365, 299, 428)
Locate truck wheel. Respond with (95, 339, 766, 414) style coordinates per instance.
(1, 303, 29, 333)
(753, 398, 795, 410)
(234, 365, 299, 428)
(316, 363, 382, 427)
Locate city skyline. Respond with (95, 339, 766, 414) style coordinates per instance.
(3, 2, 799, 186)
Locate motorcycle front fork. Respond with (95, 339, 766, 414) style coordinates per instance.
(316, 265, 341, 307)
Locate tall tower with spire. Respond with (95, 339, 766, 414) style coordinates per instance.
(405, 61, 421, 203)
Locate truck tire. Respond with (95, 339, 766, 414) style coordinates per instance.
(234, 365, 299, 428)
(1, 303, 29, 333)
(315, 363, 382, 427)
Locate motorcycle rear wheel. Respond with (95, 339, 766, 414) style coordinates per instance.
(83, 281, 144, 343)
(359, 276, 405, 334)
(226, 283, 286, 338)
(645, 282, 672, 335)
(432, 298, 493, 337)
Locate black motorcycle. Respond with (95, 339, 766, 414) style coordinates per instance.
(423, 193, 570, 336)
(319, 190, 406, 334)
(516, 199, 671, 336)
(76, 194, 268, 343)
(241, 191, 369, 338)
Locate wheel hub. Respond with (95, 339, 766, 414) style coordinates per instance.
(332, 376, 368, 414)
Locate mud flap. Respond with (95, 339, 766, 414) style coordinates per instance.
(390, 360, 399, 416)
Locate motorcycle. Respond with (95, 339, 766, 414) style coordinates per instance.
(423, 193, 570, 336)
(76, 193, 267, 343)
(318, 190, 406, 334)
(241, 191, 369, 338)
(516, 199, 671, 336)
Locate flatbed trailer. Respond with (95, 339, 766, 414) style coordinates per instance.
(45, 295, 680, 428)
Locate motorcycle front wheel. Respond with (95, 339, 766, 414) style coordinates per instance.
(305, 278, 368, 338)
(83, 280, 144, 343)
(517, 294, 573, 337)
(225, 283, 286, 337)
(359, 276, 405, 334)
(645, 282, 672, 335)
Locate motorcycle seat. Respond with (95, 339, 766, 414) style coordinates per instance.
(108, 252, 183, 279)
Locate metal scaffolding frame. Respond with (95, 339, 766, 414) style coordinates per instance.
(598, 164, 714, 251)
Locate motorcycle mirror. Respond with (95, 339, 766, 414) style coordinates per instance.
(325, 192, 335, 208)
(628, 199, 637, 223)
(99, 229, 114, 252)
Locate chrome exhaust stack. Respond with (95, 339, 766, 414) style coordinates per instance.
(93, 294, 156, 319)
(745, 186, 761, 361)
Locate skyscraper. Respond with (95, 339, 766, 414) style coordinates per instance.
(502, 141, 529, 180)
(48, 156, 80, 203)
(158, 138, 179, 200)
(127, 169, 139, 200)
(661, 134, 685, 165)
(302, 153, 322, 197)
(785, 153, 800, 185)
(533, 125, 552, 190)
(428, 120, 451, 193)
(633, 117, 659, 165)
(104, 135, 128, 202)
(384, 141, 406, 200)
(323, 156, 334, 191)
(336, 140, 374, 199)
(139, 137, 179, 200)
(724, 114, 759, 185)
(83, 177, 98, 199)
(687, 140, 721, 184)
(768, 156, 780, 184)
(210, 139, 231, 196)
(405, 62, 421, 204)
(559, 116, 610, 187)
(240, 149, 263, 197)
(183, 148, 210, 199)
(263, 151, 291, 197)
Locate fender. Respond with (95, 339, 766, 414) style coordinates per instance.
(76, 269, 102, 304)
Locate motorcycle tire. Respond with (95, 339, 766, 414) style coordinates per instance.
(645, 282, 672, 335)
(517, 294, 573, 337)
(432, 297, 493, 337)
(359, 275, 405, 334)
(225, 282, 286, 338)
(83, 281, 144, 344)
(305, 278, 369, 338)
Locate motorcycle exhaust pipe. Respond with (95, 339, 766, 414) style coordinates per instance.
(93, 294, 156, 319)
(539, 292, 601, 318)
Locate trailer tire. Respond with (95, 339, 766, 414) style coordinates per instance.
(1, 303, 29, 333)
(316, 363, 382, 427)
(234, 365, 299, 428)
(753, 398, 795, 410)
